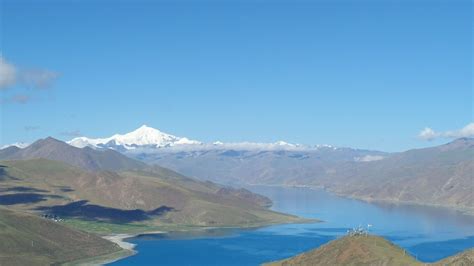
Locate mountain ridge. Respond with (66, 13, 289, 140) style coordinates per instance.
(0, 137, 146, 171)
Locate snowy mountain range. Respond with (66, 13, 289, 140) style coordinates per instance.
(66, 125, 336, 152)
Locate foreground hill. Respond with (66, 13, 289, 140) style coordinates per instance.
(266, 235, 419, 266)
(0, 137, 146, 171)
(265, 235, 474, 266)
(433, 248, 474, 265)
(0, 158, 302, 228)
(0, 207, 123, 265)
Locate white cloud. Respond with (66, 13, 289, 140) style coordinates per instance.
(60, 130, 82, 137)
(0, 57, 17, 89)
(418, 122, 474, 141)
(354, 155, 385, 162)
(418, 127, 438, 141)
(0, 55, 58, 90)
(21, 69, 59, 89)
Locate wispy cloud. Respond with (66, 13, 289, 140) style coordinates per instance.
(354, 155, 385, 162)
(0, 57, 17, 89)
(10, 94, 31, 104)
(60, 130, 82, 137)
(0, 56, 59, 90)
(21, 69, 59, 89)
(418, 122, 474, 141)
(0, 55, 59, 105)
(24, 125, 40, 132)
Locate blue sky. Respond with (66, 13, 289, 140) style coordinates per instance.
(0, 0, 472, 152)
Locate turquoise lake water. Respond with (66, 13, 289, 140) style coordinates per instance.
(110, 186, 474, 265)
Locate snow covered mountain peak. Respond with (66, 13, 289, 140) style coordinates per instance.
(68, 125, 201, 150)
(66, 125, 340, 152)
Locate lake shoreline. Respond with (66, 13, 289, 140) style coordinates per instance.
(94, 218, 319, 265)
(246, 184, 474, 217)
(80, 231, 166, 265)
(101, 185, 474, 265)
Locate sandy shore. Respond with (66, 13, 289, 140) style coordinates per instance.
(103, 230, 165, 251)
(92, 231, 165, 265)
(103, 234, 137, 251)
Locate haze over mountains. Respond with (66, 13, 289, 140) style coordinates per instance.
(2, 125, 473, 214)
(66, 126, 474, 214)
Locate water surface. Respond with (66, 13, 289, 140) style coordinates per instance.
(110, 186, 474, 265)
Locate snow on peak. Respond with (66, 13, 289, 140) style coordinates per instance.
(67, 124, 340, 152)
(68, 125, 201, 149)
(1, 142, 30, 149)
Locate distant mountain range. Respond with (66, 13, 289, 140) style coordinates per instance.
(305, 138, 474, 213)
(60, 125, 387, 185)
(2, 126, 473, 214)
(65, 125, 341, 152)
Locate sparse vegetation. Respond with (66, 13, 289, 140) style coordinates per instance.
(0, 208, 122, 265)
(265, 235, 474, 266)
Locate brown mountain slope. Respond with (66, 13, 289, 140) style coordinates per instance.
(0, 159, 303, 227)
(0, 207, 123, 265)
(0, 137, 146, 171)
(433, 248, 474, 266)
(293, 138, 474, 213)
(265, 235, 473, 266)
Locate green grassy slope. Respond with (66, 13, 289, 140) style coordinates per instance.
(0, 208, 123, 266)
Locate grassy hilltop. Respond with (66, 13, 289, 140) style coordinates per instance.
(265, 235, 474, 266)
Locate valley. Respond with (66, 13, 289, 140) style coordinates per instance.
(0, 127, 472, 265)
(0, 137, 308, 264)
(61, 126, 474, 215)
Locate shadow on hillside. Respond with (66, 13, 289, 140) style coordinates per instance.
(0, 193, 49, 205)
(0, 165, 19, 181)
(0, 186, 49, 193)
(53, 186, 75, 192)
(36, 200, 175, 223)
